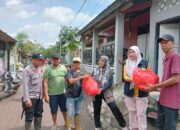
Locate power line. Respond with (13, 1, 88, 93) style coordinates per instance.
(68, 0, 88, 26)
(76, 0, 103, 28)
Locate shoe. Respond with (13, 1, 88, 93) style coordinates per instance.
(25, 122, 32, 130)
(34, 117, 42, 130)
(50, 125, 58, 130)
(122, 127, 128, 130)
(74, 115, 83, 130)
(95, 128, 101, 130)
(66, 118, 72, 130)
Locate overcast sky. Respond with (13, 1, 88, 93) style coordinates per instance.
(0, 0, 115, 47)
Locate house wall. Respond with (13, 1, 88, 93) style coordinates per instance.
(149, 0, 180, 72)
(124, 11, 150, 49)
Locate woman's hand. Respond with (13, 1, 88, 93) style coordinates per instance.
(97, 88, 103, 94)
(127, 77, 133, 83)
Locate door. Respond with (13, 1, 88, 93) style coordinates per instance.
(158, 23, 180, 80)
(137, 33, 149, 61)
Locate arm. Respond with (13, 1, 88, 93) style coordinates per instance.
(123, 65, 133, 83)
(102, 74, 113, 91)
(146, 74, 180, 92)
(43, 79, 48, 98)
(43, 68, 50, 103)
(22, 69, 30, 102)
(22, 69, 32, 108)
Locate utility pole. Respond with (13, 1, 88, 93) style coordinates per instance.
(59, 27, 63, 56)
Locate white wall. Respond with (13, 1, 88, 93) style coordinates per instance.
(158, 24, 179, 80)
(149, 0, 180, 72)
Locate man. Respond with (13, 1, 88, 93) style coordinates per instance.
(145, 34, 180, 130)
(66, 57, 88, 130)
(43, 53, 67, 130)
(22, 53, 44, 130)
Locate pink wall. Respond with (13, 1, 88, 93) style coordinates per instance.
(124, 11, 150, 49)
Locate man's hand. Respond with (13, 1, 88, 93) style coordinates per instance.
(81, 74, 90, 79)
(44, 95, 50, 103)
(25, 100, 32, 108)
(144, 84, 157, 92)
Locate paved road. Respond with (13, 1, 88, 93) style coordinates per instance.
(0, 86, 179, 130)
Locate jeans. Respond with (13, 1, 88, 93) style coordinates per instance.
(49, 94, 67, 114)
(66, 95, 83, 118)
(124, 96, 148, 130)
(93, 93, 126, 128)
(157, 102, 179, 130)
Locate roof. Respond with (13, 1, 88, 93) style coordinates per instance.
(0, 29, 16, 43)
(78, 0, 129, 35)
(78, 0, 150, 35)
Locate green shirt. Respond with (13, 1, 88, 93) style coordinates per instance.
(43, 65, 67, 95)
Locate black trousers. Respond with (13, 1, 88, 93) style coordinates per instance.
(93, 93, 126, 128)
(25, 99, 43, 122)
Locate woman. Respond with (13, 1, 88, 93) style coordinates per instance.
(123, 46, 149, 130)
(93, 55, 128, 130)
(66, 57, 88, 130)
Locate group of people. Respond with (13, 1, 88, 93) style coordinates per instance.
(22, 34, 180, 130)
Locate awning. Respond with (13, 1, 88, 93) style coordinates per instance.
(0, 30, 16, 43)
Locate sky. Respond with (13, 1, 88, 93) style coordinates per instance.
(0, 0, 115, 48)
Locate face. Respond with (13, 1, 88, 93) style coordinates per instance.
(98, 58, 105, 68)
(51, 57, 60, 66)
(128, 49, 137, 60)
(73, 61, 81, 69)
(32, 59, 42, 67)
(160, 40, 174, 53)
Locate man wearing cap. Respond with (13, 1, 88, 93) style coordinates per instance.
(145, 34, 180, 130)
(43, 53, 67, 129)
(66, 57, 89, 130)
(22, 53, 44, 130)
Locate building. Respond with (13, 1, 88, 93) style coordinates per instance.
(78, 0, 180, 85)
(0, 30, 16, 71)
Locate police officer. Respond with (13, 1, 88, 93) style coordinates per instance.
(22, 53, 44, 130)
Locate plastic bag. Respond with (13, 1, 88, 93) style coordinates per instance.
(82, 76, 99, 96)
(133, 68, 159, 91)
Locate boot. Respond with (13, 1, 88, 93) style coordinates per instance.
(74, 115, 83, 130)
(122, 127, 128, 130)
(66, 118, 72, 130)
(25, 122, 32, 130)
(34, 117, 42, 130)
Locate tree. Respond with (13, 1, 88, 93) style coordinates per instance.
(59, 26, 80, 52)
(15, 32, 28, 62)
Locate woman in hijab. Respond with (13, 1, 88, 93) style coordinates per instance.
(123, 46, 149, 130)
(93, 55, 128, 130)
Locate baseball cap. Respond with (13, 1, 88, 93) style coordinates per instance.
(73, 57, 81, 63)
(52, 53, 61, 59)
(158, 34, 175, 42)
(32, 53, 44, 59)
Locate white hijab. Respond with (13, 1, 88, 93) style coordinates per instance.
(126, 46, 142, 79)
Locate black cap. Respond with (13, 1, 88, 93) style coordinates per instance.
(158, 34, 175, 42)
(52, 53, 61, 59)
(32, 53, 44, 59)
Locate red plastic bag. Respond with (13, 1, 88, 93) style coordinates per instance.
(133, 68, 159, 91)
(82, 76, 99, 96)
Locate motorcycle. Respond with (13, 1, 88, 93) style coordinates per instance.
(147, 91, 160, 120)
(3, 71, 22, 93)
(147, 91, 180, 125)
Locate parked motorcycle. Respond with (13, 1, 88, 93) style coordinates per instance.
(147, 91, 160, 120)
(147, 91, 180, 125)
(3, 71, 22, 93)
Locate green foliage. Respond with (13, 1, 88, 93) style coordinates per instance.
(59, 26, 80, 52)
